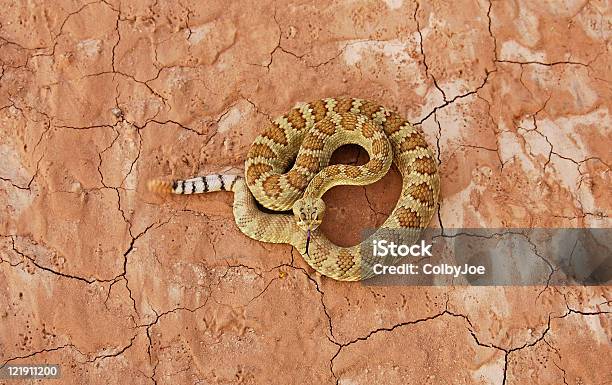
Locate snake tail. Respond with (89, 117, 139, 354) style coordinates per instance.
(147, 174, 242, 195)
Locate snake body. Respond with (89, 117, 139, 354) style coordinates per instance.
(148, 98, 439, 281)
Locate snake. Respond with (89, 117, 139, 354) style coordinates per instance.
(148, 98, 440, 281)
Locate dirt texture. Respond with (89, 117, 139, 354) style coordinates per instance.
(1, 0, 610, 384)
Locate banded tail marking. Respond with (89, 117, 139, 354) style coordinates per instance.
(148, 174, 242, 195)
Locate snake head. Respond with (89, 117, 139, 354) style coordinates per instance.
(293, 197, 325, 233)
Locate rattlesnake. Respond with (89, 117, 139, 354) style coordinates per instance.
(148, 98, 440, 281)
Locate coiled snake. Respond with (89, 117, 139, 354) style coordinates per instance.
(149, 98, 439, 281)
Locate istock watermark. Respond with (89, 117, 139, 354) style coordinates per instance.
(372, 239, 433, 257)
(360, 228, 611, 286)
(370, 237, 486, 278)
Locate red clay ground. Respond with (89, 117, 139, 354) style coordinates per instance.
(1, 1, 610, 384)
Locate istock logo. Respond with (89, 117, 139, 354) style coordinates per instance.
(372, 239, 433, 257)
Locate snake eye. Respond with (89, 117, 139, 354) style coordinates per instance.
(311, 212, 317, 220)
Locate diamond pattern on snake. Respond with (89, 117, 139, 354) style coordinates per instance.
(148, 97, 440, 281)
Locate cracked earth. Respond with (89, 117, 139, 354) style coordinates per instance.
(0, 0, 610, 384)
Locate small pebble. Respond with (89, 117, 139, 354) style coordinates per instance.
(111, 107, 123, 118)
